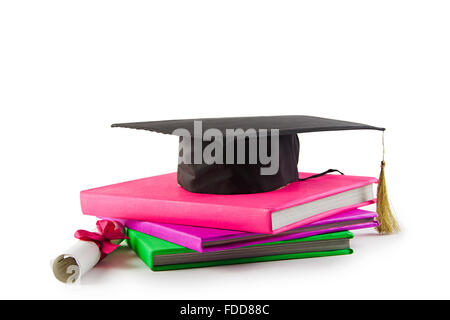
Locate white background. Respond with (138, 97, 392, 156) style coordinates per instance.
(1, 1, 449, 299)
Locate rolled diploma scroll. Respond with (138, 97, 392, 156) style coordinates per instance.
(52, 240, 101, 283)
(52, 221, 126, 283)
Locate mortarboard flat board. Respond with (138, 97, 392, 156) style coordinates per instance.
(112, 115, 384, 137)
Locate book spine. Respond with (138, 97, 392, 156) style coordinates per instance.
(80, 192, 273, 234)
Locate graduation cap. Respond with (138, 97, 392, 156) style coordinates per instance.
(112, 115, 399, 234)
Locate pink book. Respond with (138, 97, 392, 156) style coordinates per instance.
(81, 172, 377, 234)
(118, 209, 379, 252)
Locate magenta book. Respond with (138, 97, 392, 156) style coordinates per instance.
(119, 209, 378, 252)
(81, 172, 377, 234)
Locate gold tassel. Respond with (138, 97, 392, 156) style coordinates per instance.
(376, 132, 400, 234)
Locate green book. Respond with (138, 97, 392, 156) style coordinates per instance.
(127, 229, 354, 271)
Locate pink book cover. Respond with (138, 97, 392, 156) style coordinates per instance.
(118, 209, 379, 252)
(81, 172, 377, 234)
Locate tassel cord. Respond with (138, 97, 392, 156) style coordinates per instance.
(376, 131, 400, 234)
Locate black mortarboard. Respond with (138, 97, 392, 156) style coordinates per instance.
(112, 115, 399, 234)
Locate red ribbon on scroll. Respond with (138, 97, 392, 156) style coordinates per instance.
(75, 220, 129, 260)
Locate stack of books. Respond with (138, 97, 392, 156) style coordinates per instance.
(81, 171, 379, 271)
